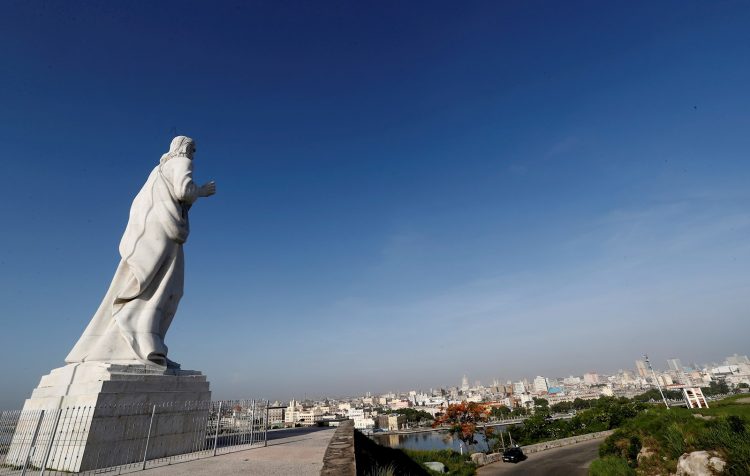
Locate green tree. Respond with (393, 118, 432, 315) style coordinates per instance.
(633, 389, 681, 402)
(509, 397, 647, 446)
(702, 380, 730, 396)
(551, 401, 573, 413)
(572, 397, 592, 410)
(381, 408, 434, 425)
(489, 405, 510, 420)
(533, 397, 549, 412)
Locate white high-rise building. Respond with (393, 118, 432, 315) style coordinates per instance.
(533, 376, 549, 394)
(657, 373, 673, 386)
(667, 359, 683, 372)
(635, 360, 649, 378)
(512, 381, 526, 395)
(461, 375, 469, 392)
(583, 372, 599, 385)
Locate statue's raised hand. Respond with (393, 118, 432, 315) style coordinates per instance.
(199, 180, 216, 197)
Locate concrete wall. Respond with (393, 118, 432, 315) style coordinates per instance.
(321, 420, 429, 476)
(320, 420, 356, 476)
(322, 424, 614, 472)
(471, 430, 614, 467)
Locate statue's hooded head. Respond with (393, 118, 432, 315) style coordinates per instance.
(160, 136, 195, 164)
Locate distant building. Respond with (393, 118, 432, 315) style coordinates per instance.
(657, 373, 673, 386)
(512, 381, 526, 395)
(726, 354, 750, 366)
(533, 376, 549, 394)
(461, 375, 469, 392)
(711, 365, 740, 377)
(347, 408, 365, 420)
(389, 400, 410, 410)
(667, 359, 683, 372)
(284, 399, 302, 426)
(517, 394, 534, 409)
(268, 407, 285, 426)
(635, 360, 649, 378)
(583, 373, 599, 385)
(298, 408, 323, 426)
(353, 418, 375, 430)
(377, 414, 407, 431)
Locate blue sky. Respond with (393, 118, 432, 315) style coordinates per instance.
(1, 1, 749, 407)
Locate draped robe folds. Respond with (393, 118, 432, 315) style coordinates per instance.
(66, 156, 199, 367)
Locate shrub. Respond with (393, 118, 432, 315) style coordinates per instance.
(589, 456, 635, 476)
(597, 399, 750, 475)
(404, 449, 476, 476)
(697, 416, 750, 475)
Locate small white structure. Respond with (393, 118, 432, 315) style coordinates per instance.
(682, 387, 709, 409)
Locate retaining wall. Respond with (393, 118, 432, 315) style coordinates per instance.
(320, 420, 356, 476)
(471, 429, 615, 467)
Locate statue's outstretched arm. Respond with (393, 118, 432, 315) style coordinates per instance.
(198, 180, 216, 197)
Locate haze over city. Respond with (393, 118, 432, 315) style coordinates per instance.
(1, 1, 749, 409)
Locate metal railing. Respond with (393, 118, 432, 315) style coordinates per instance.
(0, 399, 269, 475)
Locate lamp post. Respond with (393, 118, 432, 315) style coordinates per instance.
(644, 354, 670, 409)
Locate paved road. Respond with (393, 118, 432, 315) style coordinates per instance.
(477, 437, 605, 476)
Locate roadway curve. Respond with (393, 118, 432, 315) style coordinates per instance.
(477, 436, 606, 476)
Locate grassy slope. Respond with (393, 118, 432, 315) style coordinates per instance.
(693, 395, 750, 419)
(354, 429, 476, 476)
(591, 395, 750, 475)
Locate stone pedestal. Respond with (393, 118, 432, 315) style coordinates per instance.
(7, 362, 211, 472)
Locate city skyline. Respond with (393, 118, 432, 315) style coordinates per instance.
(274, 351, 748, 404)
(1, 2, 750, 409)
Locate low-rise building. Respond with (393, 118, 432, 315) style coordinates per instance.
(268, 407, 285, 426)
(353, 418, 375, 430)
(377, 414, 407, 431)
(284, 399, 302, 426)
(298, 408, 323, 426)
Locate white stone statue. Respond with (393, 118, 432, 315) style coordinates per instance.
(66, 136, 216, 368)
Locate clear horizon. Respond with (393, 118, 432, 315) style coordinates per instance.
(1, 1, 749, 409)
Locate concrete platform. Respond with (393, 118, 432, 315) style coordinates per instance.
(8, 362, 211, 472)
(142, 427, 336, 476)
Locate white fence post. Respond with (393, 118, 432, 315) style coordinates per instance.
(142, 405, 157, 470)
(39, 407, 62, 476)
(249, 400, 256, 446)
(21, 410, 45, 476)
(212, 402, 222, 456)
(264, 400, 269, 447)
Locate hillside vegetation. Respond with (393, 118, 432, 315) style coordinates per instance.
(591, 395, 750, 475)
(507, 397, 647, 447)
